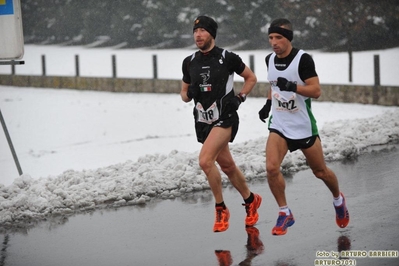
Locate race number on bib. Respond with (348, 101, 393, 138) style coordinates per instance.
(273, 91, 299, 112)
(196, 101, 220, 124)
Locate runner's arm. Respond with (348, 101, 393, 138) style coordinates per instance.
(238, 65, 257, 96)
(180, 81, 191, 102)
(296, 54, 321, 99)
(295, 76, 321, 99)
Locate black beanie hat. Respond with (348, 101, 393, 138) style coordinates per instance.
(193, 16, 218, 39)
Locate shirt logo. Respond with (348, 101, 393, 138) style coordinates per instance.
(200, 85, 212, 92)
(199, 70, 212, 92)
(200, 70, 210, 84)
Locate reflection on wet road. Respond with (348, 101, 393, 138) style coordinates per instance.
(1, 146, 398, 266)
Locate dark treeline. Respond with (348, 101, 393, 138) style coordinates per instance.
(21, 0, 399, 51)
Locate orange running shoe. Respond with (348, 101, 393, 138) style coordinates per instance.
(242, 193, 262, 227)
(271, 210, 295, 236)
(334, 193, 350, 228)
(214, 250, 233, 266)
(213, 206, 230, 232)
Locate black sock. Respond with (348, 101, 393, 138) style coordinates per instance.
(244, 192, 254, 204)
(215, 201, 226, 209)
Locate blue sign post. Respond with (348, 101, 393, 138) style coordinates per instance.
(0, 0, 24, 177)
(0, 0, 24, 60)
(0, 0, 15, 15)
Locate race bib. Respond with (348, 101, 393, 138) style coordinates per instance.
(273, 91, 299, 112)
(196, 101, 220, 124)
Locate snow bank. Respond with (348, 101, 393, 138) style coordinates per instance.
(0, 109, 398, 226)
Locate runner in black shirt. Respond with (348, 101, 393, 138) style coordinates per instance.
(180, 15, 262, 233)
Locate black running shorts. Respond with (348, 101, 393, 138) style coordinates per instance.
(195, 111, 239, 144)
(269, 129, 319, 152)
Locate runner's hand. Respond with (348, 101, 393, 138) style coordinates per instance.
(258, 99, 271, 123)
(226, 95, 242, 111)
(221, 96, 242, 120)
(277, 77, 297, 92)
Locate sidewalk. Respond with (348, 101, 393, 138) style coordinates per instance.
(1, 146, 399, 266)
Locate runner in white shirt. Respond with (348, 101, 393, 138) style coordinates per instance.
(258, 18, 350, 236)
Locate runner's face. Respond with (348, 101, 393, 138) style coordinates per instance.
(268, 32, 291, 58)
(194, 28, 213, 52)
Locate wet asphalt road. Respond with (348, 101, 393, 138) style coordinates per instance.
(1, 145, 398, 266)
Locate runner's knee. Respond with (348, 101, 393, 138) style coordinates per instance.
(312, 168, 328, 180)
(199, 157, 213, 172)
(266, 162, 280, 178)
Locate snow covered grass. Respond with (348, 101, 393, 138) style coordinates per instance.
(0, 86, 398, 227)
(0, 45, 398, 228)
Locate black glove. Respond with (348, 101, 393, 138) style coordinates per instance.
(258, 99, 271, 123)
(277, 77, 297, 92)
(226, 95, 242, 112)
(187, 85, 199, 99)
(221, 95, 243, 120)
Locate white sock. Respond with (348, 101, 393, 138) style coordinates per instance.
(333, 194, 343, 206)
(279, 206, 290, 215)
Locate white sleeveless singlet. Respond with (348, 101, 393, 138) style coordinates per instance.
(267, 50, 318, 139)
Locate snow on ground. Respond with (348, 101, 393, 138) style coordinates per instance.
(0, 45, 398, 226)
(0, 86, 398, 226)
